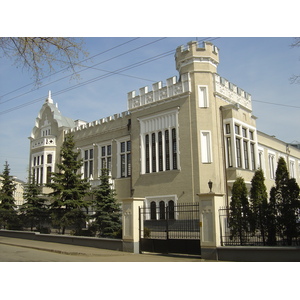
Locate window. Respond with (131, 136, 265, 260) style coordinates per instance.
(158, 131, 163, 171)
(140, 110, 179, 174)
(269, 154, 275, 179)
(290, 160, 295, 178)
(236, 138, 242, 168)
(172, 129, 178, 169)
(168, 200, 175, 220)
(152, 133, 156, 172)
(83, 148, 93, 179)
(165, 130, 170, 170)
(145, 135, 150, 173)
(226, 137, 233, 167)
(250, 143, 256, 170)
(225, 124, 231, 134)
(159, 201, 165, 220)
(243, 141, 249, 169)
(47, 154, 52, 164)
(100, 144, 112, 173)
(146, 195, 177, 220)
(201, 131, 212, 163)
(119, 140, 131, 178)
(150, 201, 156, 220)
(198, 86, 209, 108)
(46, 166, 52, 184)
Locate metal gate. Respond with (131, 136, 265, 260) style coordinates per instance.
(139, 202, 201, 256)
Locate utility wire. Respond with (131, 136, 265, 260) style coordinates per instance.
(0, 37, 166, 105)
(0, 37, 141, 101)
(0, 37, 217, 115)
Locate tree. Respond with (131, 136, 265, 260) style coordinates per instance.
(92, 168, 122, 238)
(0, 161, 18, 229)
(229, 177, 250, 245)
(20, 174, 49, 231)
(249, 169, 268, 244)
(290, 37, 300, 84)
(0, 37, 87, 82)
(274, 157, 300, 245)
(46, 134, 91, 234)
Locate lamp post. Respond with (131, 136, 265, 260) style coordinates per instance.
(208, 180, 213, 193)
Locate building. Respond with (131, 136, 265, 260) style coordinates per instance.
(28, 41, 300, 253)
(0, 176, 25, 208)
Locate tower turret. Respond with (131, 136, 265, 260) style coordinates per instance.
(175, 41, 219, 75)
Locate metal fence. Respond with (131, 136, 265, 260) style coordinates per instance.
(219, 206, 300, 246)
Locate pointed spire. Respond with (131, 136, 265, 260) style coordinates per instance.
(46, 90, 53, 104)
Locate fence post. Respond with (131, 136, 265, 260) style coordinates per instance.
(197, 193, 225, 260)
(121, 198, 145, 253)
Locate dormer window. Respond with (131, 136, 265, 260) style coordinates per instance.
(42, 127, 51, 137)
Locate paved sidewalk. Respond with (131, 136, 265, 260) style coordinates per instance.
(0, 236, 214, 262)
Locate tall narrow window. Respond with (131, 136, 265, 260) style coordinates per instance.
(250, 143, 256, 170)
(201, 131, 212, 163)
(159, 201, 165, 220)
(145, 135, 150, 173)
(150, 201, 156, 220)
(46, 166, 52, 184)
(83, 148, 93, 179)
(158, 131, 163, 171)
(165, 130, 170, 170)
(269, 154, 275, 179)
(120, 140, 131, 178)
(168, 200, 175, 220)
(236, 138, 242, 168)
(199, 86, 208, 107)
(172, 128, 177, 169)
(152, 133, 156, 172)
(243, 141, 249, 169)
(226, 137, 233, 167)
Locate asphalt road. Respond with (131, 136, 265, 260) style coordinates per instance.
(0, 237, 208, 262)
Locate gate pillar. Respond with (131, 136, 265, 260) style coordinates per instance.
(197, 193, 225, 259)
(121, 197, 144, 253)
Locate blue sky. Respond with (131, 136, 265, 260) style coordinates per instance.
(1, 37, 300, 182)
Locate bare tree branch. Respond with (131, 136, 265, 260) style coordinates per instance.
(0, 37, 88, 83)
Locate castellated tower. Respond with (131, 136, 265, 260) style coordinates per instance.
(175, 41, 219, 75)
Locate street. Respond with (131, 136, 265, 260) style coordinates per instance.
(0, 237, 207, 262)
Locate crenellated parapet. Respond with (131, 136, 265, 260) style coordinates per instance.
(215, 74, 252, 111)
(65, 110, 130, 134)
(127, 73, 191, 110)
(175, 41, 219, 74)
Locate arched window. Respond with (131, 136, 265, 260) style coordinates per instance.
(159, 201, 165, 220)
(150, 201, 156, 220)
(168, 200, 175, 220)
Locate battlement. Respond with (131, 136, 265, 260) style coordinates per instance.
(127, 73, 191, 110)
(65, 110, 130, 134)
(215, 74, 252, 110)
(175, 41, 219, 73)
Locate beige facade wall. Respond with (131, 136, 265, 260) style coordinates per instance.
(28, 41, 300, 247)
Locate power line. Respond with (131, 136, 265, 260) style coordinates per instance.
(0, 37, 167, 106)
(0, 37, 217, 115)
(0, 37, 141, 101)
(252, 99, 300, 109)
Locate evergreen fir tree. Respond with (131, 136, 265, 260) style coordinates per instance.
(0, 161, 18, 229)
(92, 168, 122, 238)
(271, 157, 300, 245)
(46, 134, 91, 234)
(20, 174, 49, 231)
(229, 177, 250, 245)
(249, 169, 268, 244)
(266, 187, 277, 245)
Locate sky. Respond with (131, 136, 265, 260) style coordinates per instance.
(1, 36, 300, 182)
